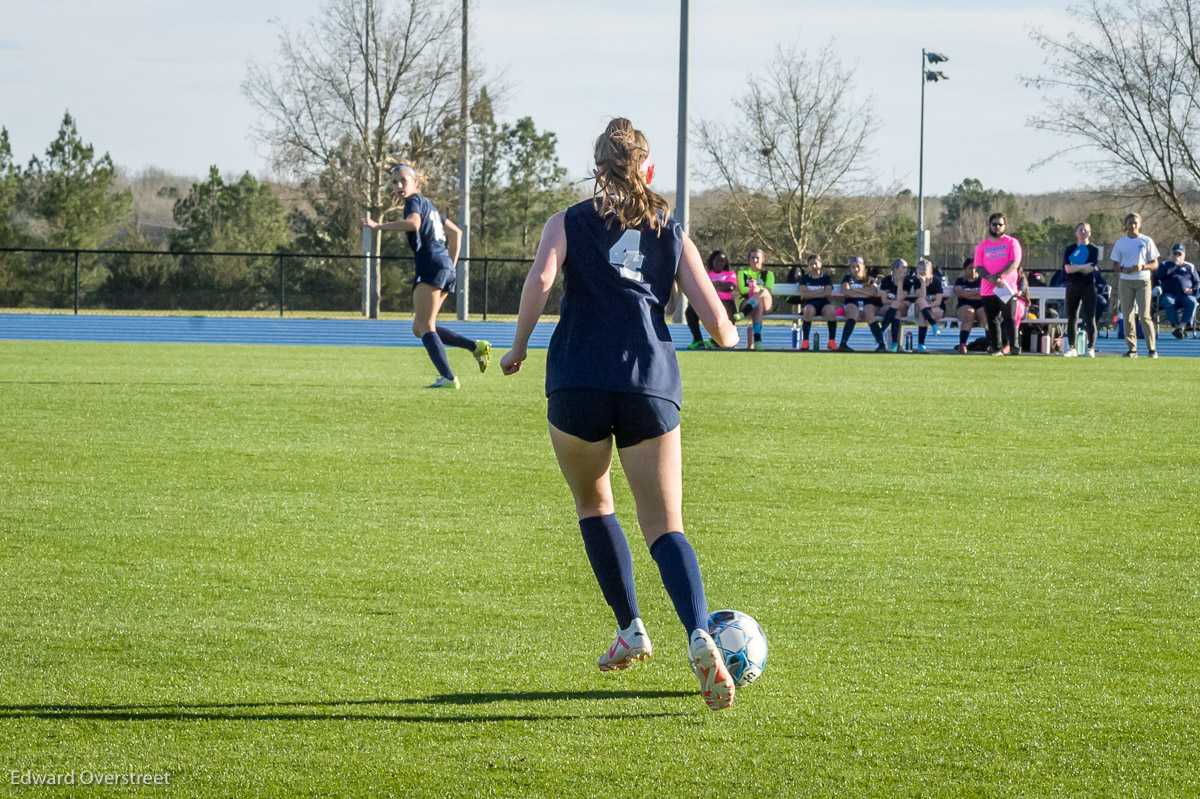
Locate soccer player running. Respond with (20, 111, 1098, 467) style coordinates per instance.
(362, 163, 490, 388)
(974, 212, 1023, 356)
(500, 118, 740, 711)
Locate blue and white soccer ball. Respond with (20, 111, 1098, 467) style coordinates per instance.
(706, 609, 767, 687)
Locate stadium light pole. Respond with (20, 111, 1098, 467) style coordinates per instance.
(917, 50, 948, 266)
(672, 0, 690, 324)
(457, 0, 471, 321)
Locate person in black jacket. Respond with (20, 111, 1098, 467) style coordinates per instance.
(1060, 222, 1102, 357)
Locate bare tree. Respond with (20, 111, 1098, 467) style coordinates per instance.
(243, 0, 460, 317)
(1026, 0, 1200, 239)
(696, 42, 878, 262)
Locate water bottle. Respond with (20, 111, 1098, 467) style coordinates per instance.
(791, 320, 800, 349)
(1076, 328, 1087, 353)
(749, 277, 758, 295)
(813, 332, 821, 351)
(904, 330, 913, 351)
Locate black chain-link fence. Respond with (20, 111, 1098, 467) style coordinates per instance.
(0, 242, 1141, 317)
(0, 248, 564, 318)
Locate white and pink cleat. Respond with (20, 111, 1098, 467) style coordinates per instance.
(688, 628, 735, 711)
(598, 618, 653, 672)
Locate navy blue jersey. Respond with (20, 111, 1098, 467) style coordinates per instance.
(546, 201, 685, 406)
(402, 193, 454, 273)
(879, 273, 920, 300)
(841, 275, 872, 293)
(921, 275, 945, 303)
(955, 275, 984, 309)
(802, 273, 833, 294)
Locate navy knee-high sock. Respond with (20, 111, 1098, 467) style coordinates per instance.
(827, 320, 837, 340)
(420, 332, 455, 380)
(959, 328, 970, 346)
(841, 318, 856, 344)
(649, 532, 707, 633)
(918, 325, 928, 345)
(436, 326, 475, 351)
(802, 320, 812, 339)
(580, 515, 639, 629)
(869, 321, 883, 344)
(921, 308, 937, 327)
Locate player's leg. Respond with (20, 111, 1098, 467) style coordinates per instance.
(864, 303, 884, 350)
(685, 303, 705, 347)
(548, 396, 647, 671)
(840, 303, 860, 349)
(750, 290, 771, 349)
(957, 305, 974, 351)
(822, 303, 837, 347)
(413, 284, 457, 386)
(419, 272, 490, 372)
(801, 303, 815, 348)
(615, 410, 734, 710)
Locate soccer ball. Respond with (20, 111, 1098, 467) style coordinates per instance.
(706, 609, 767, 687)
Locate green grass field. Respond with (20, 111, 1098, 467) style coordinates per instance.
(1, 341, 1198, 798)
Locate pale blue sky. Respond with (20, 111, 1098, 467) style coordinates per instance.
(1, 0, 1083, 197)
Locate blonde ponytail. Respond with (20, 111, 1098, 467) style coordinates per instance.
(591, 118, 670, 233)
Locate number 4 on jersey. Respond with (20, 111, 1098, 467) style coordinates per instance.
(609, 230, 645, 283)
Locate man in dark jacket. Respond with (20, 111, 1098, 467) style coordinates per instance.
(1157, 244, 1199, 338)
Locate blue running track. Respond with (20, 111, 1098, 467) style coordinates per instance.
(0, 313, 1196, 356)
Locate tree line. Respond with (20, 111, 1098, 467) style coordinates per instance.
(4, 0, 1200, 310)
(0, 101, 575, 311)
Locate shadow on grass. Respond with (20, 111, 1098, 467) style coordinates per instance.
(0, 691, 694, 724)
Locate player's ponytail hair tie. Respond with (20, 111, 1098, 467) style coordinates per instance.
(594, 152, 654, 185)
(639, 151, 655, 186)
(591, 118, 669, 233)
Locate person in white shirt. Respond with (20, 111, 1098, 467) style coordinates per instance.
(1108, 213, 1159, 358)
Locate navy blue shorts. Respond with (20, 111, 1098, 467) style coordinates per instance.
(548, 389, 680, 449)
(803, 298, 831, 314)
(414, 266, 456, 293)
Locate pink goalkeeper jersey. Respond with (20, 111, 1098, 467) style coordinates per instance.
(973, 235, 1022, 297)
(708, 269, 737, 301)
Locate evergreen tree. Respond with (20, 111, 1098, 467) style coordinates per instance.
(502, 117, 571, 254)
(19, 112, 132, 306)
(23, 112, 131, 249)
(169, 167, 290, 310)
(0, 128, 25, 305)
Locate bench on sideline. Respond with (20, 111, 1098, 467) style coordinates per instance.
(763, 284, 1067, 330)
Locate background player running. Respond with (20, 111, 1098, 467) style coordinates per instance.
(362, 163, 490, 388)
